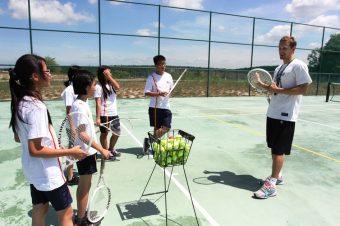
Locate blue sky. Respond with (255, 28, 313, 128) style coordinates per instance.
(1, 0, 340, 68)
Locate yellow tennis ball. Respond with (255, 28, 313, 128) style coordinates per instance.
(179, 141, 186, 149)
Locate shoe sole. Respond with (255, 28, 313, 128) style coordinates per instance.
(253, 192, 277, 199)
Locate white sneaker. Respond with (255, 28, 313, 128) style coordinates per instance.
(254, 179, 277, 199)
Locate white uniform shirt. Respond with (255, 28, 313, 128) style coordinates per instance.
(144, 71, 173, 109)
(61, 83, 77, 107)
(70, 99, 97, 155)
(267, 59, 312, 122)
(94, 84, 118, 116)
(16, 96, 65, 191)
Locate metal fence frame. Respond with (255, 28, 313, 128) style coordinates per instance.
(1, 0, 340, 96)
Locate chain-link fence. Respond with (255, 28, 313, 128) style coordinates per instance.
(1, 0, 340, 100)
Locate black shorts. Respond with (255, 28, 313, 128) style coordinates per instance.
(30, 182, 72, 211)
(76, 154, 97, 175)
(266, 117, 295, 155)
(99, 115, 120, 134)
(148, 107, 172, 129)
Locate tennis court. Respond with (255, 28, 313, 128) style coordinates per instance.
(1, 95, 340, 226)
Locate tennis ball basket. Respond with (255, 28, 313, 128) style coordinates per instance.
(142, 129, 199, 225)
(148, 129, 195, 167)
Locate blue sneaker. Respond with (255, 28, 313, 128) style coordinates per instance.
(254, 180, 277, 199)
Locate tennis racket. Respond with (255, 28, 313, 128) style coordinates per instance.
(87, 157, 111, 223)
(57, 111, 94, 168)
(166, 68, 187, 97)
(97, 117, 133, 137)
(247, 68, 273, 103)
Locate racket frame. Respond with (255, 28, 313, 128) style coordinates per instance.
(87, 158, 111, 223)
(166, 68, 187, 97)
(247, 68, 273, 103)
(98, 117, 133, 137)
(57, 111, 94, 167)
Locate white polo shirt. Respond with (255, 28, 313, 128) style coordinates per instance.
(16, 96, 65, 191)
(267, 59, 312, 122)
(94, 84, 118, 116)
(61, 83, 77, 107)
(70, 99, 97, 155)
(144, 71, 173, 109)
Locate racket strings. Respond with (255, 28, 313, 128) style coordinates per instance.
(58, 112, 94, 168)
(87, 186, 111, 223)
(248, 71, 272, 91)
(100, 118, 133, 136)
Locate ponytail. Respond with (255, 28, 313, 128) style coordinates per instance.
(9, 54, 47, 133)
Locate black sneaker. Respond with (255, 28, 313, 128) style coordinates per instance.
(107, 153, 116, 161)
(110, 149, 121, 157)
(143, 138, 149, 155)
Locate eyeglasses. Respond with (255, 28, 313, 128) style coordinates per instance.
(43, 69, 51, 74)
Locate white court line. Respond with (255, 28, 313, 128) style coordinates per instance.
(299, 119, 340, 132)
(122, 123, 220, 226)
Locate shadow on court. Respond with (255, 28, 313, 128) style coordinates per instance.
(193, 170, 261, 192)
(116, 199, 160, 220)
(116, 147, 143, 158)
(27, 204, 58, 225)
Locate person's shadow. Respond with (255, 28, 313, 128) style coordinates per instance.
(194, 170, 262, 192)
(28, 207, 79, 225)
(27, 205, 59, 225)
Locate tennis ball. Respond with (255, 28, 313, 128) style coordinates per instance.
(173, 141, 180, 150)
(179, 141, 186, 149)
(152, 143, 159, 153)
(175, 135, 182, 142)
(166, 157, 172, 165)
(160, 139, 167, 147)
(172, 154, 178, 162)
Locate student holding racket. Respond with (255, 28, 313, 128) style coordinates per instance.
(94, 65, 121, 160)
(143, 55, 173, 154)
(71, 70, 111, 225)
(8, 54, 86, 226)
(254, 36, 312, 199)
(61, 65, 81, 185)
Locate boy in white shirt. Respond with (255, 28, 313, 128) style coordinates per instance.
(143, 55, 173, 154)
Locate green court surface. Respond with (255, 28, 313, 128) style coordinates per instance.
(1, 96, 340, 226)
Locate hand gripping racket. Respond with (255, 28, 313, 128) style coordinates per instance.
(97, 117, 133, 137)
(57, 111, 94, 168)
(247, 68, 273, 103)
(87, 157, 111, 223)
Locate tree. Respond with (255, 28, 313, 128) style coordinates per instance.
(308, 33, 340, 73)
(307, 48, 320, 71)
(44, 56, 61, 73)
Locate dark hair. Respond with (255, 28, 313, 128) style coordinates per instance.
(64, 65, 81, 87)
(280, 36, 297, 48)
(97, 65, 114, 99)
(9, 54, 51, 133)
(153, 55, 166, 65)
(73, 69, 95, 95)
